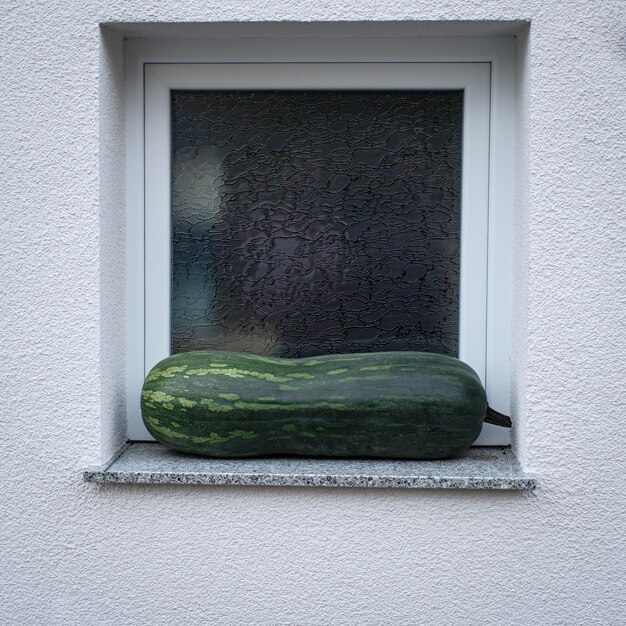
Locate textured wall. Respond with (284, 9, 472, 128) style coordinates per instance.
(1, 2, 625, 625)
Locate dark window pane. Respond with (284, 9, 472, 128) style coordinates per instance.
(171, 90, 462, 357)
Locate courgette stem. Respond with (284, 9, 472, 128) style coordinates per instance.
(484, 406, 512, 428)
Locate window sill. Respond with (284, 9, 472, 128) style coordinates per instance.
(84, 443, 535, 490)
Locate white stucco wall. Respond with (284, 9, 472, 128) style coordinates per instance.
(1, 2, 625, 624)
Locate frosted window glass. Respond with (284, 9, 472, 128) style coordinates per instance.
(171, 90, 462, 357)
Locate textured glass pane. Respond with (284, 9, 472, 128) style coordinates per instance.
(171, 90, 462, 357)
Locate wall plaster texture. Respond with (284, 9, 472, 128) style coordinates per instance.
(1, 2, 625, 625)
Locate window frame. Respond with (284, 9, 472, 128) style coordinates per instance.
(125, 37, 516, 445)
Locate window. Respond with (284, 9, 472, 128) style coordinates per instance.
(126, 38, 515, 446)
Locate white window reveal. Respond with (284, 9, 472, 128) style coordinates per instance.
(127, 42, 515, 446)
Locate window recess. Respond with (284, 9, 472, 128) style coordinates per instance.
(126, 39, 515, 447)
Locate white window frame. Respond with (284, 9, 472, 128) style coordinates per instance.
(125, 37, 515, 445)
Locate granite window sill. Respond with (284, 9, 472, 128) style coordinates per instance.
(84, 443, 535, 490)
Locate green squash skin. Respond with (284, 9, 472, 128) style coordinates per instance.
(141, 351, 487, 460)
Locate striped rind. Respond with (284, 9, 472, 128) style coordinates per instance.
(141, 351, 487, 460)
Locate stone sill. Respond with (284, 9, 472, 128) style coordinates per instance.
(84, 443, 535, 490)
